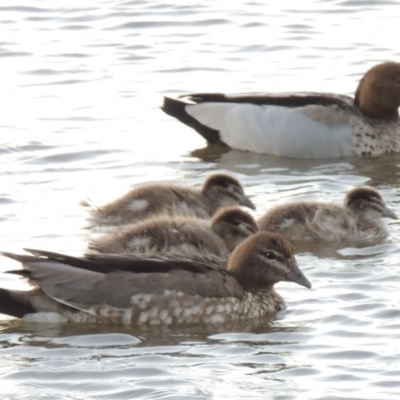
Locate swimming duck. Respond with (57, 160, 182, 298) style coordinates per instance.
(85, 173, 255, 225)
(89, 207, 259, 261)
(257, 186, 397, 241)
(161, 62, 400, 158)
(0, 232, 311, 325)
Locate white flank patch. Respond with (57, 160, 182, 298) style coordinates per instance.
(187, 102, 354, 158)
(22, 312, 62, 324)
(169, 244, 195, 255)
(127, 199, 149, 212)
(279, 218, 295, 229)
(177, 201, 190, 211)
(128, 237, 151, 249)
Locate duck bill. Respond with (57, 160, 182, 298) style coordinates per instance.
(382, 206, 397, 220)
(240, 195, 256, 210)
(285, 263, 312, 289)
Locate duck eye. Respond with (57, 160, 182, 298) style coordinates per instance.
(264, 251, 276, 260)
(358, 202, 366, 210)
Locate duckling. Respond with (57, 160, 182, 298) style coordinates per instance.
(85, 173, 255, 226)
(209, 206, 259, 251)
(0, 232, 311, 325)
(89, 207, 259, 262)
(258, 186, 397, 242)
(162, 62, 400, 158)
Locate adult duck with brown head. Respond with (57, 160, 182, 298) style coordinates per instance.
(162, 62, 400, 158)
(0, 232, 311, 325)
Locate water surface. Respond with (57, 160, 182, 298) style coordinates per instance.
(1, 1, 400, 399)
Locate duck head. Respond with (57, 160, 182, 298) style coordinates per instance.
(202, 173, 256, 210)
(211, 207, 259, 250)
(355, 61, 400, 120)
(344, 186, 397, 220)
(227, 231, 311, 291)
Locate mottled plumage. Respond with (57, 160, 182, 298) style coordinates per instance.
(84, 173, 255, 226)
(89, 207, 258, 264)
(0, 232, 311, 325)
(258, 186, 397, 241)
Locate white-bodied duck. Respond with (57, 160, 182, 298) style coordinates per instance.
(162, 62, 400, 158)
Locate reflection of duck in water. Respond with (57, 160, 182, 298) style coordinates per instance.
(84, 173, 255, 226)
(162, 62, 400, 158)
(258, 187, 397, 241)
(1, 232, 311, 325)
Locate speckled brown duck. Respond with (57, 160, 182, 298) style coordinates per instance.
(0, 232, 311, 325)
(258, 186, 397, 241)
(85, 173, 255, 226)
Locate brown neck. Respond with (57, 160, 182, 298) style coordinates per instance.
(355, 99, 399, 120)
(355, 78, 400, 120)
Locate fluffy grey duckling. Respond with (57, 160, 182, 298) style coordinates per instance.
(85, 173, 255, 226)
(258, 186, 397, 241)
(89, 207, 259, 262)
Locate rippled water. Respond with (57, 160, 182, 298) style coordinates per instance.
(2, 0, 400, 399)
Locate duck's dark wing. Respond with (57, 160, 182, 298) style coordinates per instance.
(180, 92, 354, 108)
(2, 250, 243, 312)
(2, 249, 219, 275)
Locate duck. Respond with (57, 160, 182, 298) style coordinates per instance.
(257, 186, 397, 242)
(0, 232, 311, 325)
(84, 173, 255, 225)
(89, 207, 259, 262)
(161, 62, 400, 158)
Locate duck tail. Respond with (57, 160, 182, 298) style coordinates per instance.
(80, 199, 91, 208)
(161, 96, 226, 146)
(0, 288, 35, 319)
(79, 197, 101, 216)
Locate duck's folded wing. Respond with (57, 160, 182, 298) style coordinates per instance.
(181, 92, 354, 108)
(24, 248, 217, 274)
(3, 252, 244, 312)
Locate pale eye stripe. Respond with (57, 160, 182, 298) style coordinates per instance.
(224, 190, 241, 201)
(268, 258, 290, 273)
(366, 198, 384, 212)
